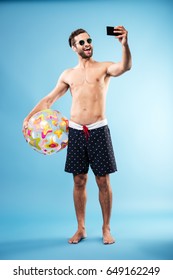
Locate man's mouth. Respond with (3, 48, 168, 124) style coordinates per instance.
(84, 47, 91, 51)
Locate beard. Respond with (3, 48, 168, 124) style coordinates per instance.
(78, 48, 93, 59)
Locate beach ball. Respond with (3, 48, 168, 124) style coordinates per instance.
(24, 109, 69, 155)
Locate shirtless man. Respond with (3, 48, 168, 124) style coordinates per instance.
(23, 26, 132, 244)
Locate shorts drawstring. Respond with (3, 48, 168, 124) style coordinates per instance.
(83, 125, 90, 141)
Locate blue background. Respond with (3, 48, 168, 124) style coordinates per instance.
(0, 0, 173, 260)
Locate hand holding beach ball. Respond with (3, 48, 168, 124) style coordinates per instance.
(23, 109, 69, 155)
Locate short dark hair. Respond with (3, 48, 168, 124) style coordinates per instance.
(68, 28, 89, 47)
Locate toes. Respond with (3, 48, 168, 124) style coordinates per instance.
(103, 239, 110, 245)
(103, 241, 113, 245)
(72, 240, 79, 244)
(68, 239, 78, 244)
(68, 235, 86, 244)
(103, 238, 115, 245)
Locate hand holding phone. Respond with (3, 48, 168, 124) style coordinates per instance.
(106, 26, 121, 36)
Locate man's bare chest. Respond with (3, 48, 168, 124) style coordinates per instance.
(68, 67, 107, 88)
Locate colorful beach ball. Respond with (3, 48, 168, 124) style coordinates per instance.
(24, 109, 69, 155)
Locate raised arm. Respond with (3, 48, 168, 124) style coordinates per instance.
(22, 71, 69, 136)
(107, 25, 132, 77)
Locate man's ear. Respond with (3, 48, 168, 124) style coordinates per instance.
(72, 45, 77, 52)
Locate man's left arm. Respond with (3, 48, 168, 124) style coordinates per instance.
(107, 25, 132, 77)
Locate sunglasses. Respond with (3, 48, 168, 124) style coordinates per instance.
(76, 38, 92, 46)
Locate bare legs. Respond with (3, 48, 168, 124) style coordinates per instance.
(68, 174, 87, 244)
(95, 174, 115, 244)
(68, 173, 115, 244)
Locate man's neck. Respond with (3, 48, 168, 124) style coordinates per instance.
(78, 57, 94, 68)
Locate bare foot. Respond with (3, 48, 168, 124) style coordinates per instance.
(68, 229, 87, 244)
(103, 229, 115, 245)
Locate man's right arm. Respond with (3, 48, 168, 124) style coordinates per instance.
(22, 71, 69, 135)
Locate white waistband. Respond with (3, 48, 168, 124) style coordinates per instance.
(69, 119, 108, 130)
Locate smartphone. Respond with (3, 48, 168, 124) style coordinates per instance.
(106, 26, 120, 36)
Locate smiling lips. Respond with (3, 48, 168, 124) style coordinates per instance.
(84, 47, 91, 52)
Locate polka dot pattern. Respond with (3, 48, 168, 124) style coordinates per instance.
(65, 125, 117, 176)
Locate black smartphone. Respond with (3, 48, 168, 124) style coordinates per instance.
(106, 26, 120, 36)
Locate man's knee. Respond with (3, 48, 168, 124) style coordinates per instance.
(96, 174, 110, 190)
(73, 173, 88, 189)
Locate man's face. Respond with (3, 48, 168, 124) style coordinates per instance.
(73, 32, 93, 59)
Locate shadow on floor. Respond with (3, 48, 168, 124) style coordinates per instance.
(0, 237, 173, 260)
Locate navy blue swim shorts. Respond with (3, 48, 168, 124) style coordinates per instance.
(65, 125, 117, 176)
